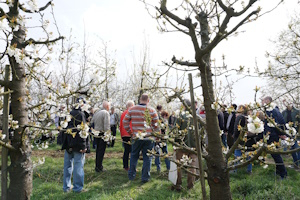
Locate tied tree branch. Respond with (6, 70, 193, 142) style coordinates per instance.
(19, 1, 53, 13)
(23, 36, 64, 47)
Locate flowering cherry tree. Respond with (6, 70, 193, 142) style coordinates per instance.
(0, 1, 64, 199)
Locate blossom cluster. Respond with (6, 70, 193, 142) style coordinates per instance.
(7, 46, 34, 66)
(179, 154, 193, 166)
(247, 115, 264, 134)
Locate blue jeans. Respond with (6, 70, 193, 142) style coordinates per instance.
(63, 151, 85, 192)
(128, 139, 154, 182)
(155, 144, 170, 171)
(221, 133, 227, 148)
(234, 149, 252, 173)
(291, 141, 300, 166)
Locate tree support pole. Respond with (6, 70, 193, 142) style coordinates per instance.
(188, 73, 207, 200)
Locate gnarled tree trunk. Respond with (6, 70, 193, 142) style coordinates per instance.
(7, 3, 32, 199)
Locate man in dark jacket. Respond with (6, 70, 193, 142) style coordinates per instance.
(226, 104, 237, 148)
(263, 96, 287, 179)
(282, 101, 300, 167)
(62, 100, 90, 193)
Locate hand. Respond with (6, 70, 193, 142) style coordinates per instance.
(279, 135, 287, 139)
(80, 149, 87, 153)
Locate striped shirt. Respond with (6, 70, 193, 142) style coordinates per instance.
(123, 104, 160, 137)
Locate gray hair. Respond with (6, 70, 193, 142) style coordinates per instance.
(184, 99, 191, 107)
(126, 100, 134, 109)
(103, 101, 110, 109)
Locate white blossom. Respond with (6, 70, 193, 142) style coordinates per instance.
(1, 134, 6, 140)
(263, 164, 268, 169)
(60, 120, 68, 128)
(65, 115, 71, 122)
(81, 103, 91, 113)
(247, 115, 264, 134)
(180, 154, 192, 165)
(102, 131, 114, 142)
(10, 120, 19, 130)
(33, 157, 45, 169)
(41, 142, 49, 149)
(51, 130, 59, 135)
(285, 123, 297, 137)
(136, 132, 147, 139)
(265, 102, 276, 112)
(211, 102, 220, 110)
(7, 0, 14, 7)
(175, 110, 181, 117)
(0, 19, 9, 32)
(26, 0, 39, 12)
(91, 128, 100, 136)
(77, 123, 90, 139)
(144, 121, 150, 129)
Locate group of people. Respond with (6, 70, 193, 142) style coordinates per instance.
(60, 98, 120, 192)
(218, 96, 300, 178)
(59, 94, 300, 193)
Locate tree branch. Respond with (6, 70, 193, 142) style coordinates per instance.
(0, 140, 17, 152)
(227, 145, 265, 171)
(23, 36, 64, 47)
(19, 1, 53, 13)
(172, 56, 198, 67)
(0, 80, 11, 88)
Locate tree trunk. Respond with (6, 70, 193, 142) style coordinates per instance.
(7, 3, 33, 199)
(200, 65, 231, 200)
(198, 11, 231, 200)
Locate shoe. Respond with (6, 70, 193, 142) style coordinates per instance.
(63, 185, 73, 193)
(74, 188, 88, 193)
(288, 164, 299, 169)
(141, 180, 149, 184)
(171, 185, 182, 192)
(95, 167, 106, 173)
(124, 168, 129, 171)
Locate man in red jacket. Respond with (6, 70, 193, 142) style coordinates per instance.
(120, 100, 134, 171)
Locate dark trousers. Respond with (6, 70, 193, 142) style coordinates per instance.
(110, 125, 117, 147)
(122, 136, 131, 169)
(95, 137, 106, 171)
(271, 154, 287, 178)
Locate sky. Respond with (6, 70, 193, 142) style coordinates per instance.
(49, 0, 300, 105)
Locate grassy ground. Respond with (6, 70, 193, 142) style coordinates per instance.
(21, 133, 300, 199)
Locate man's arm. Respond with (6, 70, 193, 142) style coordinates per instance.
(104, 111, 110, 132)
(123, 111, 132, 134)
(151, 109, 160, 132)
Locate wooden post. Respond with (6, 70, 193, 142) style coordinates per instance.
(188, 73, 207, 200)
(1, 65, 10, 200)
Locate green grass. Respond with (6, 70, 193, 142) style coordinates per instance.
(27, 132, 300, 199)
